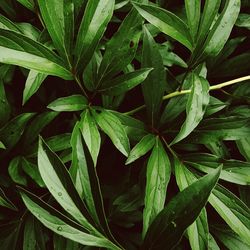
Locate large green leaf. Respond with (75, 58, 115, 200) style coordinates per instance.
(93, 109, 130, 157)
(74, 0, 115, 74)
(143, 137, 171, 238)
(19, 188, 121, 250)
(98, 68, 153, 96)
(142, 26, 166, 126)
(0, 29, 73, 79)
(142, 166, 221, 249)
(37, 0, 74, 65)
(171, 73, 210, 145)
(133, 2, 193, 50)
(38, 137, 95, 231)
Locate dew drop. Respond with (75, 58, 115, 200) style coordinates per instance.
(58, 192, 62, 196)
(57, 226, 63, 231)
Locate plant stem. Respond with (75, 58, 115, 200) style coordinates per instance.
(124, 75, 250, 116)
(75, 76, 88, 98)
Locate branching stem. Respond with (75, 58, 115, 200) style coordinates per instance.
(124, 75, 250, 116)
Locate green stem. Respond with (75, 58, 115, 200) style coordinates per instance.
(124, 75, 250, 116)
(75, 76, 88, 98)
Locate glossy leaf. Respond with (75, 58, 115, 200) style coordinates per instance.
(22, 70, 47, 105)
(142, 26, 166, 126)
(171, 73, 210, 145)
(79, 109, 100, 166)
(0, 187, 17, 210)
(133, 2, 193, 50)
(98, 68, 153, 96)
(126, 134, 155, 165)
(142, 166, 221, 249)
(0, 29, 73, 79)
(38, 137, 95, 230)
(143, 137, 171, 238)
(47, 95, 88, 112)
(93, 109, 130, 156)
(37, 0, 74, 64)
(74, 0, 115, 73)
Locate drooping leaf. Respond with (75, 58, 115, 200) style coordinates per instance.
(171, 73, 210, 145)
(142, 166, 221, 249)
(132, 2, 193, 50)
(93, 109, 130, 157)
(0, 187, 17, 210)
(47, 95, 88, 112)
(22, 70, 47, 105)
(142, 26, 166, 126)
(74, 0, 115, 74)
(37, 0, 74, 65)
(98, 68, 153, 96)
(143, 137, 171, 238)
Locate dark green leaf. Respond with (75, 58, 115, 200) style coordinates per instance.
(0, 80, 10, 126)
(17, 0, 35, 12)
(143, 137, 171, 237)
(237, 139, 250, 161)
(23, 215, 37, 250)
(8, 156, 27, 185)
(47, 95, 88, 112)
(236, 13, 250, 29)
(0, 187, 17, 210)
(142, 166, 221, 249)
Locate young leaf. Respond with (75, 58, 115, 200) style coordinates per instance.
(22, 70, 47, 105)
(47, 95, 88, 112)
(142, 26, 166, 126)
(171, 73, 210, 145)
(38, 137, 95, 230)
(98, 68, 153, 96)
(0, 187, 17, 210)
(142, 166, 221, 249)
(203, 0, 241, 57)
(143, 137, 171, 238)
(0, 29, 73, 79)
(93, 109, 130, 157)
(19, 188, 120, 250)
(126, 134, 155, 165)
(132, 2, 193, 50)
(209, 184, 250, 245)
(79, 109, 101, 166)
(184, 0, 200, 42)
(37, 0, 74, 64)
(175, 158, 210, 250)
(74, 0, 115, 74)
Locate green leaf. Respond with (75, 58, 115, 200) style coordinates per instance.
(143, 137, 171, 238)
(0, 113, 35, 149)
(185, 0, 200, 41)
(142, 26, 166, 126)
(0, 187, 17, 210)
(74, 0, 115, 73)
(93, 109, 130, 157)
(236, 13, 250, 29)
(0, 29, 73, 79)
(0, 80, 11, 126)
(0, 0, 16, 18)
(203, 0, 241, 57)
(126, 134, 155, 165)
(142, 166, 221, 249)
(0, 141, 5, 149)
(0, 14, 21, 32)
(23, 215, 36, 250)
(237, 138, 250, 161)
(97, 9, 143, 83)
(19, 188, 120, 250)
(171, 73, 210, 145)
(22, 70, 47, 105)
(209, 185, 250, 245)
(38, 137, 95, 230)
(37, 0, 74, 64)
(175, 158, 210, 250)
(98, 68, 153, 96)
(132, 2, 193, 50)
(17, 0, 35, 12)
(79, 109, 101, 166)
(47, 95, 88, 112)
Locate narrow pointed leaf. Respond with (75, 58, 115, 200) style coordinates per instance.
(0, 187, 17, 210)
(74, 0, 115, 73)
(133, 2, 193, 50)
(17, 0, 35, 12)
(142, 26, 166, 126)
(99, 68, 153, 96)
(0, 29, 72, 79)
(0, 14, 21, 32)
(93, 110, 130, 157)
(47, 95, 88, 112)
(171, 73, 210, 145)
(126, 134, 155, 165)
(0, 141, 5, 149)
(143, 137, 171, 238)
(142, 166, 221, 249)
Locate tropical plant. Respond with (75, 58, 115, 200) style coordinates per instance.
(0, 0, 250, 249)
